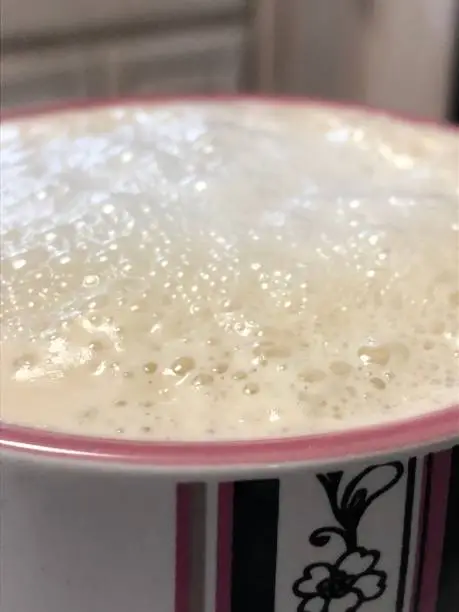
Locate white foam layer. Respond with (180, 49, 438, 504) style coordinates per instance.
(1, 102, 458, 440)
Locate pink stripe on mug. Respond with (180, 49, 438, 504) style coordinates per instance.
(414, 450, 452, 612)
(175, 485, 192, 612)
(216, 484, 234, 612)
(411, 458, 430, 612)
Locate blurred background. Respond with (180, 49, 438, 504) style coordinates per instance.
(1, 0, 458, 121)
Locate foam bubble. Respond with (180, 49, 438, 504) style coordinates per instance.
(1, 102, 458, 440)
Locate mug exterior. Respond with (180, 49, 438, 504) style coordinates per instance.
(1, 96, 458, 612)
(1, 445, 457, 612)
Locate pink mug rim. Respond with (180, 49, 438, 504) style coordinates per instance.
(1, 94, 458, 467)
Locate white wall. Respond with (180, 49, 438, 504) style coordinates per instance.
(253, 0, 369, 100)
(364, 0, 457, 119)
(253, 0, 457, 119)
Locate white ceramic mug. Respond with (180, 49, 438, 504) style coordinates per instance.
(1, 401, 458, 612)
(1, 98, 458, 612)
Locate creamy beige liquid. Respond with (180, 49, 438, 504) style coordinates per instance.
(1, 102, 458, 440)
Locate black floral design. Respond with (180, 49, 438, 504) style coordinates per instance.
(293, 462, 404, 612)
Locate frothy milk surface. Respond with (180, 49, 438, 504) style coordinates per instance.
(1, 102, 458, 440)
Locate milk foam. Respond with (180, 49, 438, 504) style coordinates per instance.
(1, 102, 458, 440)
